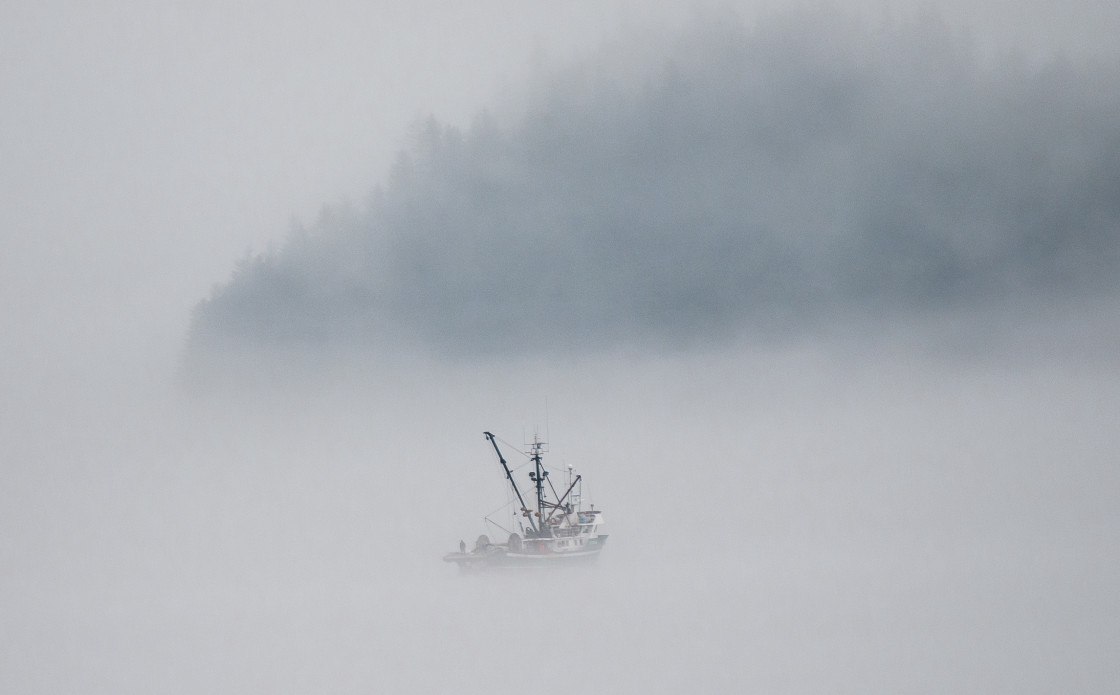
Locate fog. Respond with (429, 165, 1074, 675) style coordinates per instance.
(3, 2, 1120, 693)
(185, 8, 1120, 362)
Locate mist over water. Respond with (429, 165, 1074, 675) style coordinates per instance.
(7, 313, 1119, 692)
(3, 2, 1120, 693)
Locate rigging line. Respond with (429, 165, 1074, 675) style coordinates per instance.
(546, 474, 562, 503)
(484, 517, 513, 536)
(494, 434, 531, 459)
(483, 498, 516, 519)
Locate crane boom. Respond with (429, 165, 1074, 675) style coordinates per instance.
(483, 431, 538, 535)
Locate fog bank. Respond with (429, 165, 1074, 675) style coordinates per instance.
(4, 3, 1119, 693)
(188, 11, 1120, 370)
(7, 330, 1120, 692)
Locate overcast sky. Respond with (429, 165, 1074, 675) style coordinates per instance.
(2, 2, 1119, 693)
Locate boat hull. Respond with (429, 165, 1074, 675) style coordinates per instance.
(443, 536, 608, 570)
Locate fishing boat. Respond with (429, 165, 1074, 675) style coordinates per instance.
(443, 432, 608, 570)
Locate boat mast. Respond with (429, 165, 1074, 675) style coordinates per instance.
(484, 432, 538, 536)
(527, 435, 549, 536)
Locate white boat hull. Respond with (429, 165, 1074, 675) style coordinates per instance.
(443, 536, 608, 570)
